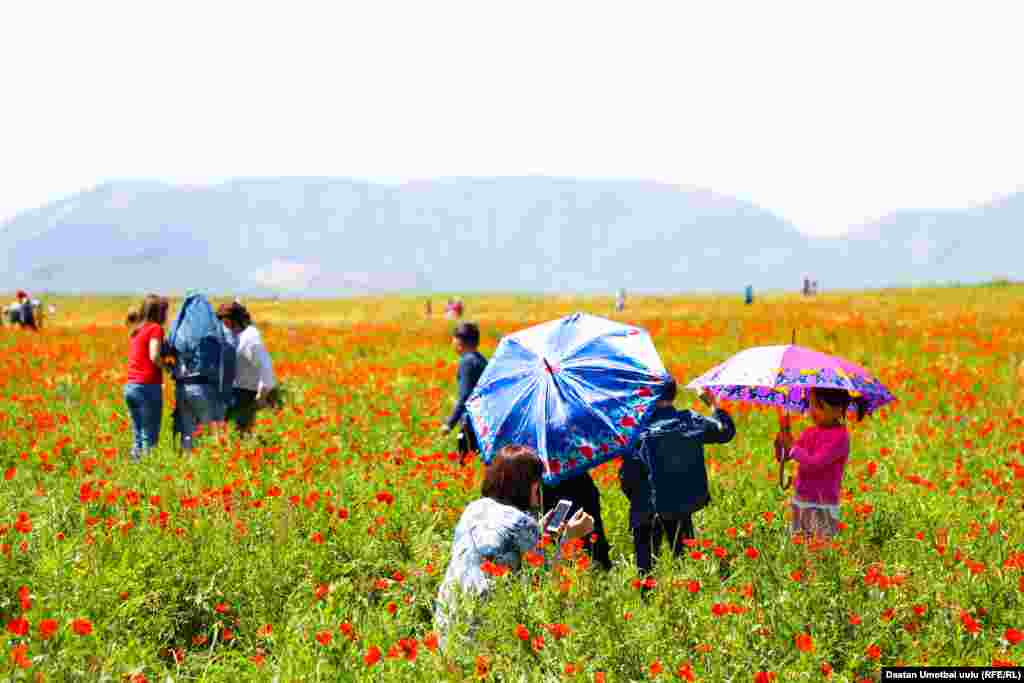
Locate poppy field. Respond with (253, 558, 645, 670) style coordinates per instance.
(1, 285, 1022, 682)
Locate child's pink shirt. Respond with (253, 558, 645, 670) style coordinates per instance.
(789, 425, 849, 505)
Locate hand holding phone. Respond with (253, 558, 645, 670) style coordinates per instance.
(545, 499, 574, 535)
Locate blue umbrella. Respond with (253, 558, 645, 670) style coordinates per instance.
(465, 313, 669, 484)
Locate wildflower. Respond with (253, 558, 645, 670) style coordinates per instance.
(7, 617, 29, 636)
(546, 623, 571, 640)
(339, 622, 356, 640)
(790, 570, 803, 582)
(10, 643, 30, 669)
(595, 673, 606, 683)
(677, 662, 696, 681)
(364, 645, 382, 666)
(687, 580, 701, 593)
(960, 611, 981, 635)
(821, 662, 833, 677)
(795, 633, 814, 653)
(17, 585, 31, 611)
(424, 631, 439, 651)
(71, 618, 93, 636)
(214, 603, 229, 614)
(314, 583, 329, 600)
(866, 644, 881, 660)
(38, 618, 58, 639)
(531, 634, 545, 653)
(754, 673, 776, 683)
(849, 613, 862, 626)
(649, 659, 663, 677)
(745, 547, 760, 559)
(315, 630, 332, 646)
(1005, 628, 1023, 645)
(476, 655, 490, 677)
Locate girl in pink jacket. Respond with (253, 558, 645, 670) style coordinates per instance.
(775, 388, 864, 539)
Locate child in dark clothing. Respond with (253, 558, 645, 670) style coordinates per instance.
(619, 377, 735, 574)
(442, 322, 488, 462)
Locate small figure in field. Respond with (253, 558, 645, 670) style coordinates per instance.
(744, 285, 754, 305)
(425, 299, 432, 317)
(7, 291, 38, 330)
(775, 388, 864, 539)
(442, 322, 488, 463)
(802, 278, 811, 297)
(812, 280, 819, 295)
(616, 288, 626, 312)
(620, 378, 735, 574)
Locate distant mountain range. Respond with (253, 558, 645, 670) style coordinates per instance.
(0, 178, 1020, 295)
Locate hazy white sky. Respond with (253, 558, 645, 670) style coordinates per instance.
(2, 1, 1022, 236)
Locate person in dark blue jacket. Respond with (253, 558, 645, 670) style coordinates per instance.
(619, 377, 735, 574)
(441, 322, 488, 463)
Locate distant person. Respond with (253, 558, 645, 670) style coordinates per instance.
(616, 288, 626, 312)
(425, 299, 432, 317)
(10, 291, 37, 330)
(442, 322, 488, 463)
(744, 285, 754, 305)
(812, 280, 820, 295)
(445, 298, 456, 320)
(453, 297, 465, 318)
(620, 379, 735, 574)
(802, 278, 811, 297)
(124, 295, 169, 461)
(217, 302, 276, 433)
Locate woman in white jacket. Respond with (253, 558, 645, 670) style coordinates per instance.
(216, 302, 278, 432)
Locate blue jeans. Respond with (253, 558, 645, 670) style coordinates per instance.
(175, 382, 225, 451)
(124, 383, 163, 460)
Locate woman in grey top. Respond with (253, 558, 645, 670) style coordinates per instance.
(435, 445, 593, 648)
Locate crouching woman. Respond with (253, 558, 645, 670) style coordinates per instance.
(434, 445, 593, 648)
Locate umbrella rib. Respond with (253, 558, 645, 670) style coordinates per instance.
(556, 373, 624, 445)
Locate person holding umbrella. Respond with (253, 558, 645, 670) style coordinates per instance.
(775, 388, 863, 538)
(465, 313, 670, 574)
(687, 343, 893, 540)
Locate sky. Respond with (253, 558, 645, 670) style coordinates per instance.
(2, 1, 1022, 237)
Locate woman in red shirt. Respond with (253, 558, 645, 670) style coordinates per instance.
(125, 295, 168, 460)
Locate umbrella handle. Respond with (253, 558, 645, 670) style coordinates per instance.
(779, 459, 791, 490)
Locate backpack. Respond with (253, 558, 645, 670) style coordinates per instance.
(167, 293, 237, 402)
(634, 413, 711, 517)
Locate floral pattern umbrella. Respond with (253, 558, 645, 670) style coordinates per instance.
(686, 345, 895, 416)
(465, 313, 668, 484)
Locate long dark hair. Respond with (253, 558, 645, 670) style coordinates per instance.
(481, 445, 544, 511)
(130, 295, 168, 337)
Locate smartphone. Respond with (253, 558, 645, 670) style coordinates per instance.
(545, 499, 574, 534)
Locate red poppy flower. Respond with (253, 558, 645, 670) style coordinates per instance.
(315, 630, 332, 646)
(849, 613, 862, 626)
(364, 645, 381, 666)
(649, 659, 663, 677)
(795, 633, 814, 653)
(579, 445, 594, 458)
(677, 662, 695, 681)
(686, 580, 701, 593)
(71, 618, 93, 636)
(636, 387, 653, 397)
(866, 644, 881, 660)
(314, 583, 329, 600)
(745, 547, 759, 559)
(257, 623, 273, 638)
(531, 634, 545, 653)
(620, 416, 637, 428)
(17, 585, 31, 612)
(754, 672, 776, 683)
(1006, 628, 1023, 645)
(516, 624, 530, 641)
(821, 662, 833, 677)
(423, 631, 439, 651)
(7, 617, 29, 636)
(38, 618, 58, 639)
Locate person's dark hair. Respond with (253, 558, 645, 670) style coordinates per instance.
(812, 387, 866, 422)
(216, 301, 251, 329)
(130, 294, 168, 337)
(659, 376, 678, 403)
(453, 321, 480, 347)
(481, 445, 544, 511)
(126, 308, 140, 326)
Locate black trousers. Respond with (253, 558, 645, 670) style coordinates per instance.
(543, 472, 612, 570)
(633, 514, 694, 574)
(457, 422, 479, 464)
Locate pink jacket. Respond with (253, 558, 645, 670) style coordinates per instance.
(789, 425, 849, 505)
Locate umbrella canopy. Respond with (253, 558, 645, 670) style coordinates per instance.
(686, 344, 895, 415)
(465, 313, 668, 484)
